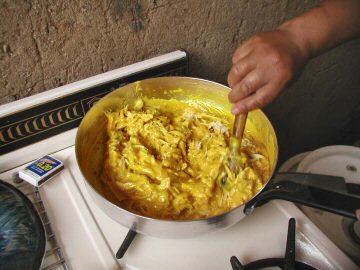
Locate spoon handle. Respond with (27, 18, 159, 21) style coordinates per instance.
(229, 113, 248, 174)
(233, 113, 248, 140)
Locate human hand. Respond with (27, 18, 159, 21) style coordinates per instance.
(227, 29, 310, 114)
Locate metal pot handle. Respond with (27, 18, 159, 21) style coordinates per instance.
(244, 172, 360, 219)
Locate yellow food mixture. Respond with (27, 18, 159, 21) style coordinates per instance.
(102, 97, 270, 220)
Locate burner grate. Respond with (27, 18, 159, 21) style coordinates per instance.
(230, 218, 317, 270)
(12, 178, 68, 270)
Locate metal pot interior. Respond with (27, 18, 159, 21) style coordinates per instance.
(75, 77, 278, 236)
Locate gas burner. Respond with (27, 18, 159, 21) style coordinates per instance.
(348, 220, 360, 245)
(230, 218, 316, 270)
(299, 188, 360, 264)
(230, 258, 316, 270)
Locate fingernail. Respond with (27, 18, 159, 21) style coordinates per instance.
(231, 107, 240, 114)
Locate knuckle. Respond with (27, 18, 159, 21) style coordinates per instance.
(269, 51, 293, 73)
(233, 63, 246, 77)
(240, 80, 252, 96)
(232, 52, 240, 64)
(255, 93, 270, 108)
(250, 34, 265, 44)
(269, 54, 294, 82)
(269, 50, 283, 65)
(232, 47, 245, 63)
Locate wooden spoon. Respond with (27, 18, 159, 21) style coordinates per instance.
(229, 113, 248, 175)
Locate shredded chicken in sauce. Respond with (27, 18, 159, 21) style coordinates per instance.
(102, 96, 269, 220)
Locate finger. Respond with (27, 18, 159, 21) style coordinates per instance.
(228, 69, 267, 103)
(228, 52, 259, 87)
(231, 84, 277, 114)
(232, 44, 253, 64)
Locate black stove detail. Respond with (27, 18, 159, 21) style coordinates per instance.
(116, 228, 137, 259)
(230, 218, 317, 270)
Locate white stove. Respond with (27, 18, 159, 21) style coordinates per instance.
(0, 51, 358, 270)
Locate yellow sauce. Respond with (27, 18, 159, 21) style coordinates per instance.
(101, 97, 270, 220)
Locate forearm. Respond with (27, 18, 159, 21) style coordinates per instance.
(279, 0, 360, 59)
(227, 0, 360, 113)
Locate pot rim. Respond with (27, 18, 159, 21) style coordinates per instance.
(75, 76, 279, 224)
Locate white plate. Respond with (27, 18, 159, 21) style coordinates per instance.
(297, 145, 360, 184)
(278, 152, 311, 172)
(295, 145, 360, 263)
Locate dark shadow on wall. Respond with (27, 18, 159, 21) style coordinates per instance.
(265, 38, 360, 167)
(108, 0, 144, 31)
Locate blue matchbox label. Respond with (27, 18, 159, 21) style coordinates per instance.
(26, 155, 63, 177)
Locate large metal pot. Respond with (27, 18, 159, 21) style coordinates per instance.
(75, 77, 359, 238)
